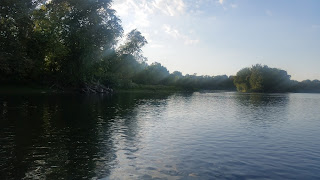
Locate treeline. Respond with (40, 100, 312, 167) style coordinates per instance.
(291, 80, 320, 93)
(1, 1, 319, 93)
(234, 64, 320, 93)
(0, 0, 234, 91)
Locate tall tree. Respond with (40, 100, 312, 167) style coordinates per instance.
(34, 0, 123, 85)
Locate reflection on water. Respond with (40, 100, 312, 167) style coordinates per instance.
(0, 93, 174, 179)
(0, 92, 320, 179)
(233, 93, 290, 127)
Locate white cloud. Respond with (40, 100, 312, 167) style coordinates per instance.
(112, 1, 130, 17)
(113, 0, 152, 29)
(114, 0, 185, 18)
(113, 0, 198, 48)
(185, 39, 200, 45)
(162, 24, 199, 45)
(153, 0, 185, 16)
(219, 0, 224, 5)
(163, 24, 181, 39)
(113, 0, 188, 36)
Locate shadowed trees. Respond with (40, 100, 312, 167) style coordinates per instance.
(234, 64, 292, 93)
(110, 29, 148, 87)
(0, 0, 38, 82)
(292, 80, 320, 93)
(34, 0, 123, 85)
(134, 62, 170, 85)
(1, 0, 123, 86)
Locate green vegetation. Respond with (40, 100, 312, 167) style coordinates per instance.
(291, 80, 320, 93)
(0, 1, 319, 93)
(0, 0, 234, 92)
(234, 64, 320, 93)
(234, 64, 292, 92)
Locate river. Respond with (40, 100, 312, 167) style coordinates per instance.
(0, 92, 320, 179)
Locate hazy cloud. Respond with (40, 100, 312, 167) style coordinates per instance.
(153, 0, 185, 16)
(114, 0, 185, 18)
(163, 24, 199, 45)
(163, 24, 181, 39)
(185, 39, 200, 45)
(113, 0, 199, 47)
(231, 3, 237, 8)
(113, 0, 152, 29)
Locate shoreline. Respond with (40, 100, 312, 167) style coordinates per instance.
(0, 85, 318, 95)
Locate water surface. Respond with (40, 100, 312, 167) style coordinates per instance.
(0, 92, 320, 179)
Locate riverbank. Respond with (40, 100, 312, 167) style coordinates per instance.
(2, 85, 317, 94)
(0, 84, 185, 94)
(114, 85, 185, 93)
(0, 85, 57, 94)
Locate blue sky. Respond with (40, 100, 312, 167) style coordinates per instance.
(113, 0, 320, 81)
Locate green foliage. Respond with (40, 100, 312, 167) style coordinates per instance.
(292, 80, 320, 93)
(134, 62, 170, 85)
(234, 67, 251, 92)
(234, 64, 292, 92)
(0, 0, 37, 82)
(117, 29, 147, 62)
(1, 0, 123, 86)
(176, 74, 235, 90)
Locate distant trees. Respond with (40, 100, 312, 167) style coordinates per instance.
(292, 80, 320, 93)
(234, 64, 292, 92)
(133, 62, 169, 85)
(174, 74, 234, 90)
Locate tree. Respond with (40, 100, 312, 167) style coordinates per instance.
(33, 0, 123, 85)
(117, 29, 148, 62)
(234, 64, 292, 92)
(134, 62, 169, 85)
(234, 67, 251, 92)
(0, 0, 38, 82)
(107, 29, 148, 87)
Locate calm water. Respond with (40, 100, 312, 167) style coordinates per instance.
(0, 92, 320, 180)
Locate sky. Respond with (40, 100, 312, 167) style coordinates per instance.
(113, 0, 320, 81)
